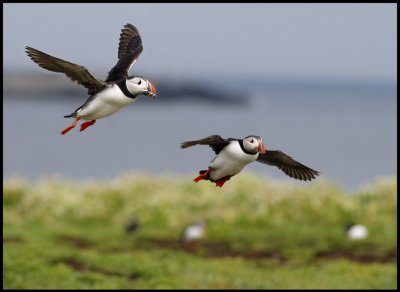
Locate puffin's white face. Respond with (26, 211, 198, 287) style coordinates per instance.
(243, 136, 266, 154)
(126, 77, 157, 97)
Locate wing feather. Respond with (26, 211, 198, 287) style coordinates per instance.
(257, 150, 319, 181)
(106, 23, 143, 82)
(25, 46, 107, 95)
(180, 135, 231, 154)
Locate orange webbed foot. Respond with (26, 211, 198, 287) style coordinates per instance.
(214, 176, 231, 188)
(61, 125, 74, 135)
(193, 169, 210, 182)
(80, 120, 96, 132)
(60, 117, 80, 135)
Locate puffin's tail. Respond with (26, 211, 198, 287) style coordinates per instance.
(64, 112, 77, 118)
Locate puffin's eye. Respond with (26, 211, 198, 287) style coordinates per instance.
(131, 78, 141, 85)
(250, 139, 254, 143)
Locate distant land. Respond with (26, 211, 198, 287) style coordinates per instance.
(3, 73, 248, 106)
(4, 72, 395, 106)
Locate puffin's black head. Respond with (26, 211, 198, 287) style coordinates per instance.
(243, 135, 266, 154)
(126, 75, 157, 98)
(345, 223, 355, 232)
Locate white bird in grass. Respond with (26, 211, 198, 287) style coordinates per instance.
(346, 224, 368, 240)
(181, 220, 206, 252)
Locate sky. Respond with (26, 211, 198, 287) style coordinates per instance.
(3, 3, 397, 81)
(3, 3, 397, 190)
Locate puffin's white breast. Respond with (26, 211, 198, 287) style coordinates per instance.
(77, 84, 136, 120)
(209, 140, 258, 180)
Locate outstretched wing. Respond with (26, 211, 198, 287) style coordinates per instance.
(257, 150, 319, 181)
(25, 46, 107, 95)
(106, 23, 143, 82)
(180, 135, 232, 155)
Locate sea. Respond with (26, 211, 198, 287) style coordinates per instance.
(3, 75, 397, 192)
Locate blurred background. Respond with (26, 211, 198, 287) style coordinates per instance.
(3, 3, 396, 192)
(3, 4, 397, 289)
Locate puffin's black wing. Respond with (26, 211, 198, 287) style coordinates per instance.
(257, 150, 320, 181)
(180, 135, 232, 155)
(106, 23, 143, 82)
(26, 46, 107, 95)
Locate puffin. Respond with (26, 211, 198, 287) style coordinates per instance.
(345, 224, 368, 240)
(181, 135, 320, 187)
(25, 23, 157, 135)
(125, 216, 140, 234)
(181, 220, 206, 252)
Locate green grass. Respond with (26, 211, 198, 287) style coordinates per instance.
(3, 174, 397, 289)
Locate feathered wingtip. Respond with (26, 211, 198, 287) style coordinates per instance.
(180, 140, 198, 149)
(180, 135, 224, 149)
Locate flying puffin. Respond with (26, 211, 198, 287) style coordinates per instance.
(181, 135, 320, 187)
(25, 23, 157, 135)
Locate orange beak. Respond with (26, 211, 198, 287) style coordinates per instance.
(145, 80, 157, 98)
(258, 142, 266, 154)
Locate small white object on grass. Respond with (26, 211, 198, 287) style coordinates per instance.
(181, 220, 206, 250)
(346, 224, 368, 240)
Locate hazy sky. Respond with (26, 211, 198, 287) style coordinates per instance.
(4, 3, 397, 81)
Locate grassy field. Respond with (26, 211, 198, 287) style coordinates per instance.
(3, 174, 397, 289)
